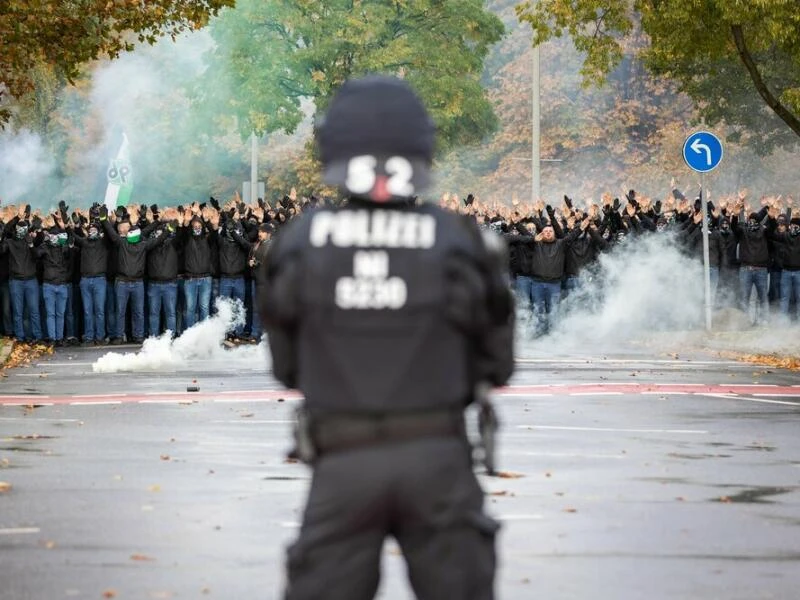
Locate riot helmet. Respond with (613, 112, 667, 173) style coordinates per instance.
(316, 75, 435, 203)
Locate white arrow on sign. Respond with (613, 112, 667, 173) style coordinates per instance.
(690, 138, 712, 166)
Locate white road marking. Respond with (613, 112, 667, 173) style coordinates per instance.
(569, 392, 623, 396)
(518, 425, 709, 434)
(13, 373, 55, 378)
(71, 394, 128, 399)
(0, 417, 79, 422)
(641, 391, 688, 395)
(496, 393, 554, 397)
(69, 401, 122, 406)
(494, 514, 545, 521)
(732, 397, 800, 407)
(138, 399, 185, 404)
(508, 451, 626, 459)
(0, 527, 41, 535)
(213, 397, 275, 403)
(752, 393, 800, 398)
(34, 362, 93, 367)
(210, 420, 295, 424)
(515, 358, 742, 365)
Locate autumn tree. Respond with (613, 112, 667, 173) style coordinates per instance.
(516, 0, 800, 153)
(0, 0, 233, 126)
(199, 0, 504, 152)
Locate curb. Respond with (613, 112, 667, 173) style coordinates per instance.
(0, 338, 16, 369)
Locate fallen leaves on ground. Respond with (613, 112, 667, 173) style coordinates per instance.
(494, 471, 524, 479)
(1, 342, 54, 371)
(130, 553, 155, 561)
(563, 507, 578, 513)
(717, 351, 800, 371)
(0, 481, 12, 493)
(102, 590, 117, 598)
(159, 455, 170, 461)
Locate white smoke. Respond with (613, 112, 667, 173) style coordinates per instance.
(0, 130, 56, 203)
(515, 232, 799, 359)
(89, 30, 213, 134)
(92, 297, 270, 373)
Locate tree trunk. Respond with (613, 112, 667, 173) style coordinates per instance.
(731, 24, 800, 138)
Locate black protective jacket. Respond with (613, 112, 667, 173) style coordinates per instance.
(260, 202, 514, 415)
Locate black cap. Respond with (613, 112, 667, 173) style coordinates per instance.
(259, 223, 275, 233)
(316, 76, 435, 201)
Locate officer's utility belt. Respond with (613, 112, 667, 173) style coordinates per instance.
(294, 408, 465, 461)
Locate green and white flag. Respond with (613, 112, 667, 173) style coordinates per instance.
(104, 133, 133, 210)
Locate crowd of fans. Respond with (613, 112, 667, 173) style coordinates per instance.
(448, 186, 799, 335)
(0, 184, 797, 346)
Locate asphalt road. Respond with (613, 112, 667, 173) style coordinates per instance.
(1, 341, 799, 600)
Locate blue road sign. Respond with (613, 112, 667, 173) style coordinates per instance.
(683, 131, 723, 173)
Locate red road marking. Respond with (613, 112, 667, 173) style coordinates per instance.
(0, 384, 799, 406)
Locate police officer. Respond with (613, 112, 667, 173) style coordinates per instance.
(259, 76, 514, 600)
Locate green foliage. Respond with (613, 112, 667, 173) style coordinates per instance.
(516, 0, 800, 152)
(0, 0, 233, 125)
(200, 0, 505, 151)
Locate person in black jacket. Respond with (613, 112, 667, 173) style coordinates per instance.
(74, 220, 110, 345)
(261, 76, 513, 600)
(245, 222, 274, 341)
(716, 216, 740, 308)
(0, 220, 13, 336)
(217, 210, 250, 339)
(564, 219, 608, 296)
(733, 200, 772, 325)
(770, 216, 800, 320)
(33, 220, 72, 345)
(507, 213, 582, 336)
(146, 216, 181, 337)
(0, 206, 43, 342)
(99, 206, 175, 344)
(180, 213, 218, 329)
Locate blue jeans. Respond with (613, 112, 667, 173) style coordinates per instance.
(175, 279, 185, 336)
(115, 280, 145, 340)
(184, 277, 212, 329)
(531, 279, 562, 335)
(219, 276, 246, 335)
(780, 270, 800, 318)
(514, 275, 534, 309)
(9, 279, 42, 341)
(65, 283, 79, 339)
(251, 281, 263, 339)
(42, 283, 69, 341)
(80, 276, 107, 341)
(148, 281, 178, 337)
(0, 281, 12, 335)
(106, 280, 117, 340)
(739, 266, 769, 324)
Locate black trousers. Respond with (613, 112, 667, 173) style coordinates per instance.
(284, 436, 498, 600)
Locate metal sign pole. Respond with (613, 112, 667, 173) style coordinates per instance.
(251, 132, 258, 204)
(701, 173, 712, 331)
